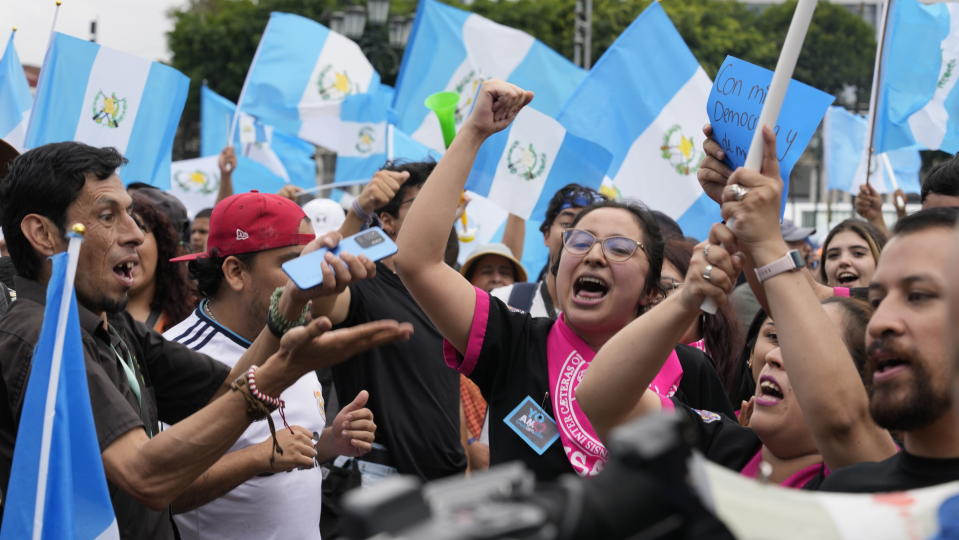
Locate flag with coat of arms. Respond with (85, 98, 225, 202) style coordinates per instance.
(393, 0, 585, 152)
(465, 106, 612, 222)
(25, 32, 188, 188)
(0, 247, 119, 540)
(0, 31, 32, 151)
(333, 85, 440, 184)
(236, 12, 379, 152)
(558, 2, 720, 240)
(874, 0, 959, 154)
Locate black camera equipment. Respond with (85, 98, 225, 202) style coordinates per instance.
(341, 411, 735, 539)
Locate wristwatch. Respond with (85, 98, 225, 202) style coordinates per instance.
(754, 250, 805, 283)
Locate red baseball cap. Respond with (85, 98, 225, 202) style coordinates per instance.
(171, 191, 315, 262)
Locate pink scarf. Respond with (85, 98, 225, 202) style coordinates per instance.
(547, 315, 685, 477)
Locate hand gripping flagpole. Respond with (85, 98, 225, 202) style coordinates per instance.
(701, 0, 818, 315)
(31, 224, 84, 540)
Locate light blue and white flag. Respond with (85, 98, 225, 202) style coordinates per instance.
(558, 2, 718, 240)
(201, 85, 316, 188)
(169, 155, 288, 219)
(465, 107, 612, 222)
(0, 31, 32, 151)
(823, 106, 921, 195)
(0, 248, 119, 540)
(393, 0, 585, 152)
(237, 12, 379, 151)
(334, 86, 440, 184)
(875, 0, 959, 154)
(25, 33, 188, 188)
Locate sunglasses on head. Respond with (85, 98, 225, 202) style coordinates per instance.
(557, 187, 605, 211)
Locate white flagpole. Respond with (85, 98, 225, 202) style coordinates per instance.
(386, 123, 395, 162)
(863, 0, 894, 188)
(32, 224, 84, 540)
(44, 1, 62, 58)
(702, 0, 819, 315)
(300, 178, 368, 195)
(228, 17, 274, 154)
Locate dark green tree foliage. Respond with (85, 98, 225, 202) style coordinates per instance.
(754, 1, 876, 100)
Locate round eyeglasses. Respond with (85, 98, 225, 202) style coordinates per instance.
(562, 229, 646, 262)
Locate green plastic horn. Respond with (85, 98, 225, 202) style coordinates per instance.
(424, 91, 459, 149)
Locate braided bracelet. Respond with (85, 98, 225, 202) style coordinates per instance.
(267, 287, 312, 338)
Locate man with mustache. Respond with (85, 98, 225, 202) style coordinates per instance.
(819, 206, 959, 492)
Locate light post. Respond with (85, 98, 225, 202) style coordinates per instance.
(328, 1, 414, 85)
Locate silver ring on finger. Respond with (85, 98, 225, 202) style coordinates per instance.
(703, 264, 714, 282)
(703, 244, 712, 263)
(730, 183, 749, 202)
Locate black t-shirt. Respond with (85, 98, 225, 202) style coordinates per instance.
(332, 263, 465, 481)
(672, 346, 735, 419)
(453, 292, 737, 482)
(675, 401, 761, 471)
(819, 451, 959, 493)
(0, 277, 228, 539)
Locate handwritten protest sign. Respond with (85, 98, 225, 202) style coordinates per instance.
(707, 56, 834, 190)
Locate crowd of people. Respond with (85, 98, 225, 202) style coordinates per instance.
(0, 78, 957, 538)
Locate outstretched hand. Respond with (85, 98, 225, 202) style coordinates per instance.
(284, 317, 414, 372)
(462, 80, 534, 139)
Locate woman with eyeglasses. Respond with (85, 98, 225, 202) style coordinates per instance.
(395, 80, 729, 481)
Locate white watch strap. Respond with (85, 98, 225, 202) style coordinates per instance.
(754, 251, 803, 283)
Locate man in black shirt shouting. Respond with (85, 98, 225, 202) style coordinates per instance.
(820, 207, 959, 493)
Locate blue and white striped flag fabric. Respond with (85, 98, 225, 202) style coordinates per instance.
(0, 251, 119, 540)
(169, 155, 288, 219)
(393, 0, 585, 152)
(875, 0, 959, 154)
(334, 86, 440, 183)
(201, 85, 316, 188)
(823, 106, 921, 195)
(237, 12, 379, 151)
(465, 107, 612, 221)
(25, 33, 188, 188)
(558, 2, 719, 240)
(0, 32, 32, 151)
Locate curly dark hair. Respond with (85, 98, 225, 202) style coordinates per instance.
(662, 238, 744, 401)
(131, 191, 197, 330)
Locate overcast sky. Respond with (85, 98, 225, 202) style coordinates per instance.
(0, 0, 188, 66)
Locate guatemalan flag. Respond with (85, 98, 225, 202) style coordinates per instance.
(823, 106, 921, 195)
(0, 31, 32, 151)
(393, 0, 585, 152)
(25, 33, 188, 188)
(237, 12, 379, 152)
(0, 249, 119, 539)
(200, 85, 316, 188)
(465, 106, 612, 222)
(333, 86, 439, 184)
(558, 2, 719, 240)
(875, 0, 959, 154)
